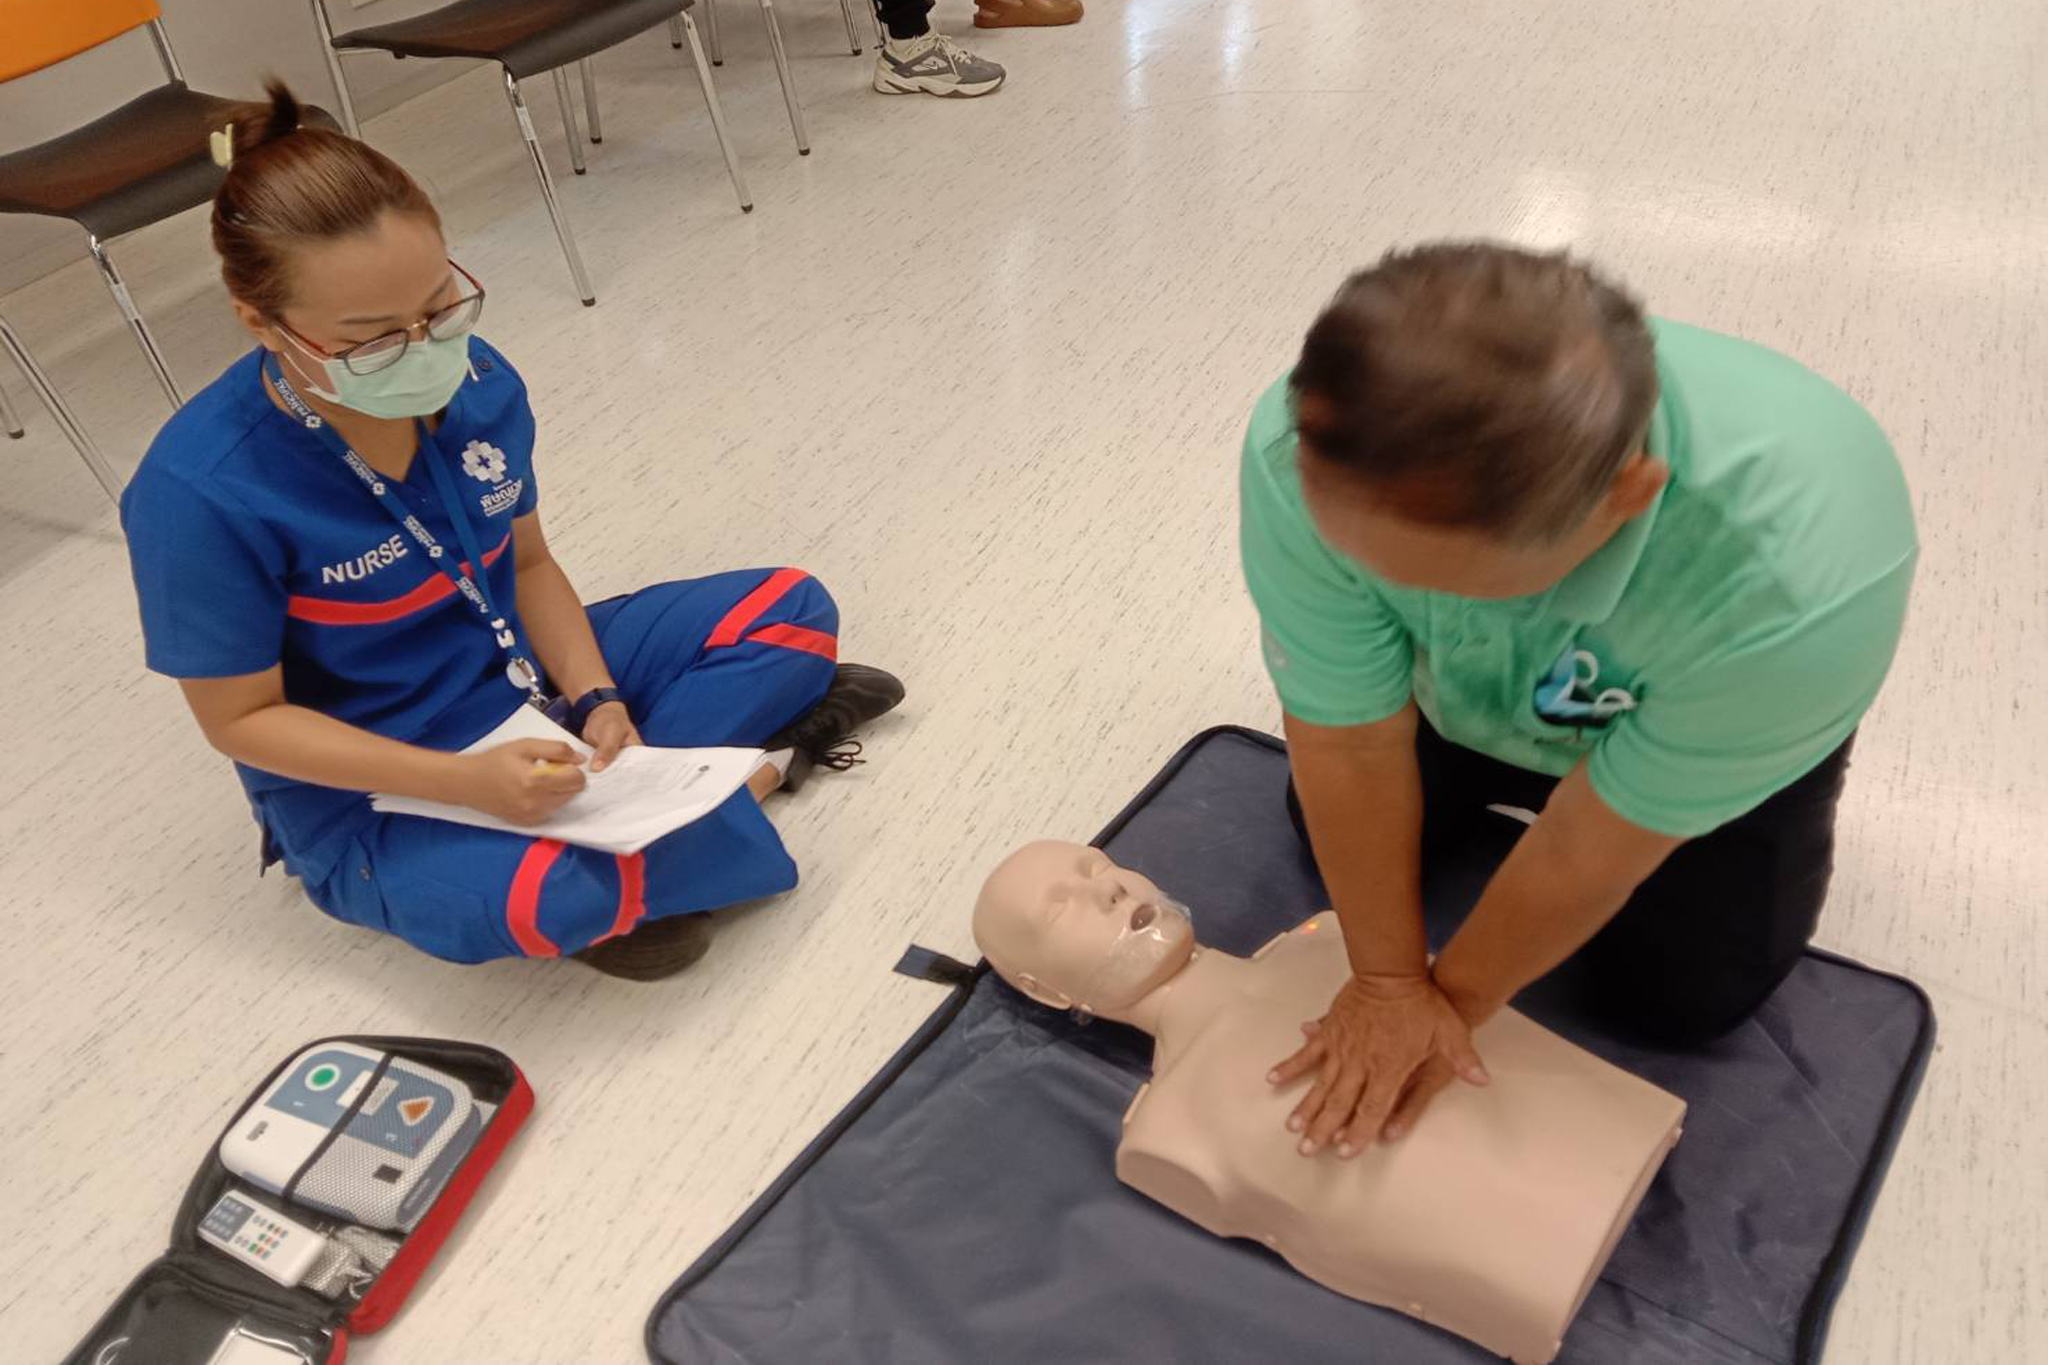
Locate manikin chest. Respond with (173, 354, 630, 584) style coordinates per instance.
(1112, 914, 1684, 1364)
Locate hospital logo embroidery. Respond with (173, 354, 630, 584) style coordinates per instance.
(479, 478, 525, 517)
(461, 440, 508, 484)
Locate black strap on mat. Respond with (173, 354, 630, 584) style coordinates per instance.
(893, 946, 978, 987)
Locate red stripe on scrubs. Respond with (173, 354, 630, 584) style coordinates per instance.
(285, 532, 512, 625)
(506, 838, 566, 957)
(603, 852, 648, 942)
(706, 568, 808, 647)
(745, 622, 838, 661)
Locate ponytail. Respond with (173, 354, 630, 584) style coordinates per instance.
(210, 80, 440, 316)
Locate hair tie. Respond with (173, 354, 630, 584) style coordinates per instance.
(208, 124, 235, 169)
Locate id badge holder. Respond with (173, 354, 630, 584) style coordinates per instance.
(60, 1036, 534, 1364)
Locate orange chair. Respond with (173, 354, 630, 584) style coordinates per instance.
(0, 0, 335, 495)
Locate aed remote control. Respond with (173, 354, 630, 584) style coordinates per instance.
(197, 1191, 328, 1288)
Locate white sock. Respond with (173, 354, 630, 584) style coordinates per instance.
(756, 747, 797, 780)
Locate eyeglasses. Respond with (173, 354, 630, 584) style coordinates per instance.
(276, 260, 486, 376)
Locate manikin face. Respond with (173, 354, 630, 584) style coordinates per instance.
(973, 841, 1197, 1018)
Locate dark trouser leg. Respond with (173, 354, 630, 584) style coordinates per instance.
(1573, 737, 1853, 1046)
(873, 0, 933, 40)
(1287, 720, 1855, 1047)
(1410, 720, 1557, 864)
(1282, 718, 1552, 860)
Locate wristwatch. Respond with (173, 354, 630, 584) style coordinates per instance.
(568, 686, 626, 735)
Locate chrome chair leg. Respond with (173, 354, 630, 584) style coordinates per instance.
(673, 13, 751, 212)
(838, 0, 863, 54)
(757, 0, 809, 155)
(701, 0, 724, 68)
(0, 312, 121, 500)
(87, 235, 182, 408)
(0, 375, 22, 438)
(503, 72, 597, 305)
(551, 66, 588, 174)
(579, 58, 603, 142)
(308, 0, 365, 138)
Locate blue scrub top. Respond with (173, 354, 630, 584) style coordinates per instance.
(121, 338, 540, 881)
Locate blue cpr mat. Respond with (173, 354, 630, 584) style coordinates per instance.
(647, 728, 1933, 1364)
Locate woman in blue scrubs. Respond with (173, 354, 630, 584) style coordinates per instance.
(121, 86, 902, 978)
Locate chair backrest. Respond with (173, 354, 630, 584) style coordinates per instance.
(0, 0, 162, 83)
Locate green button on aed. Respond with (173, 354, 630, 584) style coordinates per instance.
(307, 1064, 341, 1091)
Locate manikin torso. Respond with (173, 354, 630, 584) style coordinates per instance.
(1115, 913, 1685, 1365)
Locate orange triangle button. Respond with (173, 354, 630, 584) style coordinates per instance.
(397, 1096, 434, 1126)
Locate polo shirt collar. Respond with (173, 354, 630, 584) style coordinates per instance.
(1542, 370, 1679, 625)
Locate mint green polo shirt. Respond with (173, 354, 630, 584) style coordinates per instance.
(1240, 318, 1917, 837)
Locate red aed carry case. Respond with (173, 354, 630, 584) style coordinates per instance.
(62, 1035, 533, 1364)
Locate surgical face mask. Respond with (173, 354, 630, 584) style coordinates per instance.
(278, 327, 472, 420)
(1067, 895, 1195, 1021)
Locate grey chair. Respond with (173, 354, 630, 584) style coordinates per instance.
(311, 0, 797, 307)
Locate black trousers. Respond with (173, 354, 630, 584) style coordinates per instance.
(1287, 722, 1855, 1048)
(873, 0, 934, 40)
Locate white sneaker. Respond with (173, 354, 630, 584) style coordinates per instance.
(873, 33, 1007, 98)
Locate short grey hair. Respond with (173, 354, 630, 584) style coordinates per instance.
(1289, 242, 1659, 542)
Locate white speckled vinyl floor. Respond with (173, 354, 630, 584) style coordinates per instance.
(3, 1, 2043, 1360)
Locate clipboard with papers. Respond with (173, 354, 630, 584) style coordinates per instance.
(371, 705, 764, 856)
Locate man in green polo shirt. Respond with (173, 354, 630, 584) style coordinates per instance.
(1242, 242, 1915, 1160)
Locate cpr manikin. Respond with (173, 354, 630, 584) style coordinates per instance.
(972, 842, 1686, 1365)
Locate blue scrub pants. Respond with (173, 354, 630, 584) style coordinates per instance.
(313, 568, 838, 962)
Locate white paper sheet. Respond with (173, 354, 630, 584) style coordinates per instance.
(370, 706, 763, 855)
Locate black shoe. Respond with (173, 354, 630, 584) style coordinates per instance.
(766, 663, 905, 791)
(571, 912, 713, 981)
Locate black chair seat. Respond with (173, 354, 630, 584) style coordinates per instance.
(0, 83, 340, 241)
(333, 0, 691, 80)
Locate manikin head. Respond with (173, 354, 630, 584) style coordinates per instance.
(1291, 242, 1667, 600)
(973, 841, 1198, 1028)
